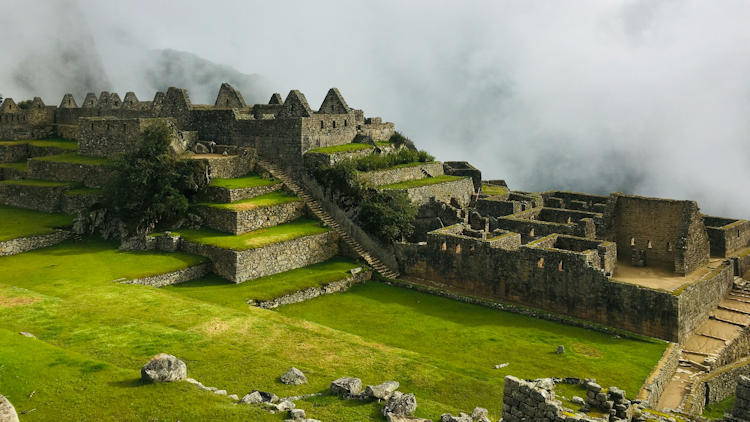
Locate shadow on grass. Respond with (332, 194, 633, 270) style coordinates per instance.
(109, 378, 147, 388)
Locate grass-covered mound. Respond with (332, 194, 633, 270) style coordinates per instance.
(208, 173, 279, 190)
(0, 239, 667, 420)
(198, 191, 300, 211)
(167, 257, 361, 308)
(177, 218, 330, 250)
(0, 205, 74, 241)
(379, 175, 463, 190)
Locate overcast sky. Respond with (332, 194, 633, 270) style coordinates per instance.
(1, 0, 750, 216)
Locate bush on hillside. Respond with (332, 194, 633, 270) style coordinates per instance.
(357, 190, 417, 242)
(389, 131, 417, 151)
(104, 122, 208, 234)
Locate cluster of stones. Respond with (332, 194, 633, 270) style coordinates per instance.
(581, 380, 632, 421)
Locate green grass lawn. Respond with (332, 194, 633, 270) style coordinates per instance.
(177, 218, 330, 250)
(209, 173, 280, 190)
(198, 191, 300, 211)
(32, 153, 109, 165)
(0, 205, 74, 241)
(307, 143, 373, 154)
(704, 395, 735, 419)
(0, 161, 29, 172)
(166, 257, 361, 308)
(0, 239, 667, 421)
(0, 139, 77, 150)
(64, 187, 103, 196)
(379, 175, 463, 190)
(0, 179, 74, 187)
(482, 183, 508, 196)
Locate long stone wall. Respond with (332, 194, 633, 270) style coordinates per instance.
(0, 230, 71, 256)
(636, 343, 681, 408)
(121, 262, 211, 287)
(202, 181, 281, 203)
(197, 201, 306, 235)
(682, 356, 750, 416)
(0, 183, 68, 212)
(357, 162, 444, 187)
(249, 269, 372, 309)
(678, 263, 735, 343)
(27, 159, 111, 188)
(396, 177, 475, 207)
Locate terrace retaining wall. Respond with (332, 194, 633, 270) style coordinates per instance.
(121, 262, 211, 287)
(197, 200, 306, 234)
(682, 356, 750, 416)
(27, 159, 110, 188)
(395, 177, 475, 207)
(677, 263, 735, 343)
(0, 230, 71, 256)
(202, 181, 281, 203)
(357, 162, 444, 187)
(249, 269, 372, 309)
(636, 342, 681, 408)
(0, 183, 67, 212)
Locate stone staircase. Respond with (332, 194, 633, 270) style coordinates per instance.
(257, 160, 399, 279)
(657, 276, 750, 412)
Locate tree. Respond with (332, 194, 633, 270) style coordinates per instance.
(357, 190, 417, 243)
(103, 122, 208, 235)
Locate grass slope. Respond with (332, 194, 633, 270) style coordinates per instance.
(0, 205, 74, 241)
(0, 179, 73, 187)
(32, 153, 108, 165)
(177, 218, 330, 250)
(0, 139, 77, 151)
(198, 191, 300, 211)
(307, 143, 373, 154)
(167, 257, 361, 308)
(0, 161, 29, 172)
(0, 239, 667, 420)
(209, 173, 279, 190)
(379, 174, 463, 190)
(482, 183, 508, 196)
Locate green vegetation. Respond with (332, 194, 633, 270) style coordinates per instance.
(33, 153, 108, 165)
(279, 282, 667, 396)
(375, 140, 392, 147)
(307, 143, 373, 154)
(389, 131, 417, 150)
(379, 175, 463, 190)
(64, 187, 103, 196)
(0, 205, 73, 241)
(0, 178, 73, 187)
(167, 257, 361, 308)
(703, 395, 735, 419)
(104, 122, 208, 234)
(209, 173, 279, 190)
(177, 218, 330, 250)
(0, 138, 77, 150)
(358, 190, 417, 241)
(198, 191, 300, 211)
(350, 147, 434, 172)
(0, 161, 28, 172)
(482, 183, 508, 196)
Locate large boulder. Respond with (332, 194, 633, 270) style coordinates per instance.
(382, 392, 417, 417)
(140, 353, 187, 382)
(280, 367, 308, 385)
(330, 377, 363, 396)
(364, 381, 400, 400)
(0, 395, 19, 422)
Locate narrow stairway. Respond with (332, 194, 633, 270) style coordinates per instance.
(257, 160, 400, 279)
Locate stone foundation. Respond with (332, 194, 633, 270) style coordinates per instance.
(27, 159, 110, 188)
(0, 182, 69, 212)
(358, 162, 444, 187)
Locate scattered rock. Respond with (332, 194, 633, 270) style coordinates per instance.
(330, 377, 363, 396)
(280, 367, 308, 385)
(228, 394, 238, 401)
(382, 392, 417, 417)
(140, 353, 187, 383)
(471, 407, 488, 420)
(289, 408, 306, 420)
(556, 345, 565, 354)
(18, 332, 35, 338)
(256, 390, 280, 403)
(276, 400, 295, 411)
(193, 142, 209, 154)
(240, 391, 264, 404)
(440, 412, 472, 422)
(493, 363, 509, 369)
(0, 394, 19, 422)
(364, 381, 400, 400)
(350, 267, 362, 275)
(386, 414, 432, 422)
(213, 389, 227, 395)
(572, 396, 585, 405)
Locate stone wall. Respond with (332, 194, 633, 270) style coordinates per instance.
(357, 162, 445, 187)
(78, 117, 176, 158)
(303, 146, 374, 168)
(357, 118, 394, 141)
(199, 150, 256, 179)
(122, 263, 211, 287)
(443, 161, 482, 192)
(27, 159, 111, 188)
(704, 216, 750, 257)
(249, 269, 372, 309)
(0, 230, 71, 256)
(603, 193, 710, 275)
(636, 342, 681, 408)
(0, 183, 67, 212)
(61, 191, 102, 214)
(730, 375, 750, 421)
(181, 230, 339, 283)
(678, 263, 735, 344)
(682, 357, 750, 416)
(202, 180, 281, 203)
(0, 143, 28, 163)
(393, 177, 474, 207)
(196, 201, 306, 235)
(300, 113, 359, 153)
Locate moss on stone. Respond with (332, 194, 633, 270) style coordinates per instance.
(33, 153, 109, 165)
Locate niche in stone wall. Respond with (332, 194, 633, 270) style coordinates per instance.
(558, 261, 564, 272)
(537, 257, 544, 268)
(455, 244, 462, 254)
(441, 241, 447, 251)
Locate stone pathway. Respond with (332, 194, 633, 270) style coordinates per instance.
(257, 160, 399, 279)
(657, 276, 750, 411)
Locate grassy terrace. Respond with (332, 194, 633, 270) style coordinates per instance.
(307, 143, 373, 154)
(177, 218, 329, 250)
(0, 138, 77, 150)
(198, 191, 300, 211)
(0, 178, 73, 187)
(167, 257, 361, 308)
(0, 205, 74, 241)
(64, 187, 103, 196)
(0, 161, 29, 172)
(0, 235, 668, 420)
(208, 173, 279, 190)
(32, 153, 109, 165)
(379, 174, 463, 190)
(482, 183, 509, 196)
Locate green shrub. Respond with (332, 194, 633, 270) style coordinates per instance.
(357, 190, 417, 242)
(352, 148, 434, 172)
(389, 131, 417, 151)
(103, 122, 208, 234)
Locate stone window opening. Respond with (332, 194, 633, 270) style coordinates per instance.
(558, 261, 564, 272)
(455, 244, 462, 254)
(739, 230, 742, 238)
(630, 237, 635, 247)
(333, 121, 337, 128)
(667, 242, 672, 252)
(320, 121, 324, 129)
(529, 228, 535, 237)
(344, 119, 348, 127)
(441, 241, 447, 251)
(567, 217, 572, 224)
(537, 258, 544, 268)
(647, 240, 653, 249)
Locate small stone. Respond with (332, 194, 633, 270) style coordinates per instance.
(289, 408, 306, 419)
(556, 345, 565, 354)
(214, 389, 227, 395)
(280, 367, 308, 385)
(493, 363, 509, 369)
(330, 377, 363, 396)
(140, 353, 187, 383)
(471, 407, 488, 419)
(239, 391, 264, 404)
(350, 267, 362, 275)
(228, 394, 239, 400)
(18, 332, 35, 338)
(276, 400, 295, 411)
(382, 391, 417, 417)
(364, 381, 400, 400)
(572, 396, 585, 405)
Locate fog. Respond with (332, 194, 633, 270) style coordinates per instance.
(1, 0, 749, 217)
